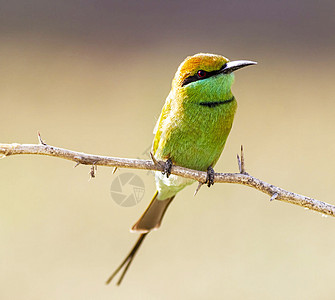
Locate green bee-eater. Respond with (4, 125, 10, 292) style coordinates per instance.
(107, 53, 256, 285)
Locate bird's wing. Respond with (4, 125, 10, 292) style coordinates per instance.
(152, 92, 173, 154)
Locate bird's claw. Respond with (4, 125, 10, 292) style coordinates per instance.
(162, 158, 173, 178)
(205, 166, 215, 187)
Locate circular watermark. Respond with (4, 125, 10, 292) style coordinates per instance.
(110, 173, 145, 207)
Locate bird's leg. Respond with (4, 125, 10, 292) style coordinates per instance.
(162, 158, 173, 178)
(106, 233, 148, 285)
(205, 166, 215, 187)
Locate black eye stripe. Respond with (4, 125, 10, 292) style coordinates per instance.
(181, 63, 227, 87)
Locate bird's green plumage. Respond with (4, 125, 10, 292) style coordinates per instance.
(154, 54, 237, 172)
(152, 53, 242, 200)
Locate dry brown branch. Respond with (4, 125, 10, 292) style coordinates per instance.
(1, 139, 334, 217)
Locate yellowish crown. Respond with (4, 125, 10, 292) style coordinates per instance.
(173, 53, 229, 88)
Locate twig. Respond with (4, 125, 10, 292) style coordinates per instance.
(0, 142, 334, 217)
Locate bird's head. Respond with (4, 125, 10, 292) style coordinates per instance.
(172, 53, 256, 102)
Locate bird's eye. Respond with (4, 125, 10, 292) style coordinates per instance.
(197, 70, 207, 78)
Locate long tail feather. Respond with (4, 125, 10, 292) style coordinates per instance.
(132, 191, 175, 232)
(106, 191, 175, 285)
(106, 233, 148, 285)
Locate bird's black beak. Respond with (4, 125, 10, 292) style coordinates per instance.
(220, 60, 257, 74)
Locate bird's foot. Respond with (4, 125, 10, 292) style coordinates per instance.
(205, 166, 215, 187)
(162, 158, 173, 178)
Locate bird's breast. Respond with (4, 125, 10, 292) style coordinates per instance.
(156, 98, 237, 171)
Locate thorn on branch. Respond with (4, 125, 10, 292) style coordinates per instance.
(150, 152, 159, 166)
(37, 131, 47, 146)
(270, 193, 278, 201)
(150, 152, 166, 173)
(237, 145, 248, 175)
(194, 181, 204, 196)
(74, 162, 80, 168)
(112, 167, 118, 174)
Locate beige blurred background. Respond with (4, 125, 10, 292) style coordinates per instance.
(0, 1, 335, 299)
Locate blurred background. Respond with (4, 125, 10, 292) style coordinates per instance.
(0, 0, 334, 299)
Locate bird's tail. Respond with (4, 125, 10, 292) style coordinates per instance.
(106, 191, 175, 285)
(132, 191, 175, 233)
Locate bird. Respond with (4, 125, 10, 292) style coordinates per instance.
(106, 53, 257, 285)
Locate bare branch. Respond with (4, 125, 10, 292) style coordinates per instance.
(0, 142, 334, 217)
